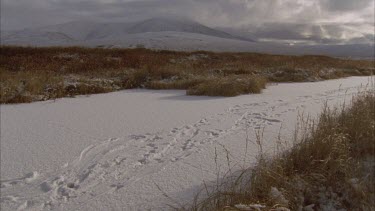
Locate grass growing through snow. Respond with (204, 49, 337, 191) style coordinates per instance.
(1, 46, 374, 103)
(186, 76, 267, 97)
(189, 86, 375, 210)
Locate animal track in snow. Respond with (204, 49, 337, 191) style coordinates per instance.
(0, 93, 338, 210)
(0, 171, 39, 189)
(1, 98, 292, 211)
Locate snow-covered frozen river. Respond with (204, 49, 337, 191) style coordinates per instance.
(1, 76, 372, 210)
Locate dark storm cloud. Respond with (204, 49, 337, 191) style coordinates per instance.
(1, 0, 374, 44)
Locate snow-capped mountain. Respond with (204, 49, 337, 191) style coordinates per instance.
(1, 18, 250, 45)
(125, 18, 249, 41)
(1, 18, 373, 59)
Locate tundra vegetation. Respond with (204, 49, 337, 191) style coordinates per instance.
(1, 46, 373, 103)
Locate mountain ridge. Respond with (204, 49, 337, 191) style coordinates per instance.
(1, 18, 373, 59)
(2, 18, 250, 43)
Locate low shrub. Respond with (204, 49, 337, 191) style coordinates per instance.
(0, 70, 64, 103)
(187, 76, 267, 97)
(121, 68, 150, 88)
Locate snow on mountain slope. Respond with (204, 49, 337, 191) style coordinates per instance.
(84, 23, 134, 40)
(81, 32, 374, 58)
(1, 18, 247, 45)
(125, 18, 248, 41)
(82, 31, 288, 52)
(1, 29, 75, 46)
(38, 21, 105, 41)
(1, 19, 373, 58)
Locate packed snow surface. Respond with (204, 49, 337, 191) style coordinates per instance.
(0, 77, 372, 210)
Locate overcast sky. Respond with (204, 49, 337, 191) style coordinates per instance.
(1, 0, 374, 44)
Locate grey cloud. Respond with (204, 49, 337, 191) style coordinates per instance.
(320, 0, 373, 11)
(1, 0, 373, 44)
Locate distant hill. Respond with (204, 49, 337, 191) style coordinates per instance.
(125, 18, 250, 41)
(1, 18, 250, 44)
(1, 18, 373, 59)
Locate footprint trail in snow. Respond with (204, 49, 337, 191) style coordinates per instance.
(1, 77, 372, 210)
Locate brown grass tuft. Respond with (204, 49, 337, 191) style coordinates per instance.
(190, 87, 375, 210)
(186, 76, 267, 97)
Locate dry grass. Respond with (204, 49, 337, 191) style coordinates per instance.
(147, 77, 208, 90)
(189, 88, 375, 210)
(186, 76, 267, 97)
(1, 46, 374, 103)
(0, 70, 65, 103)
